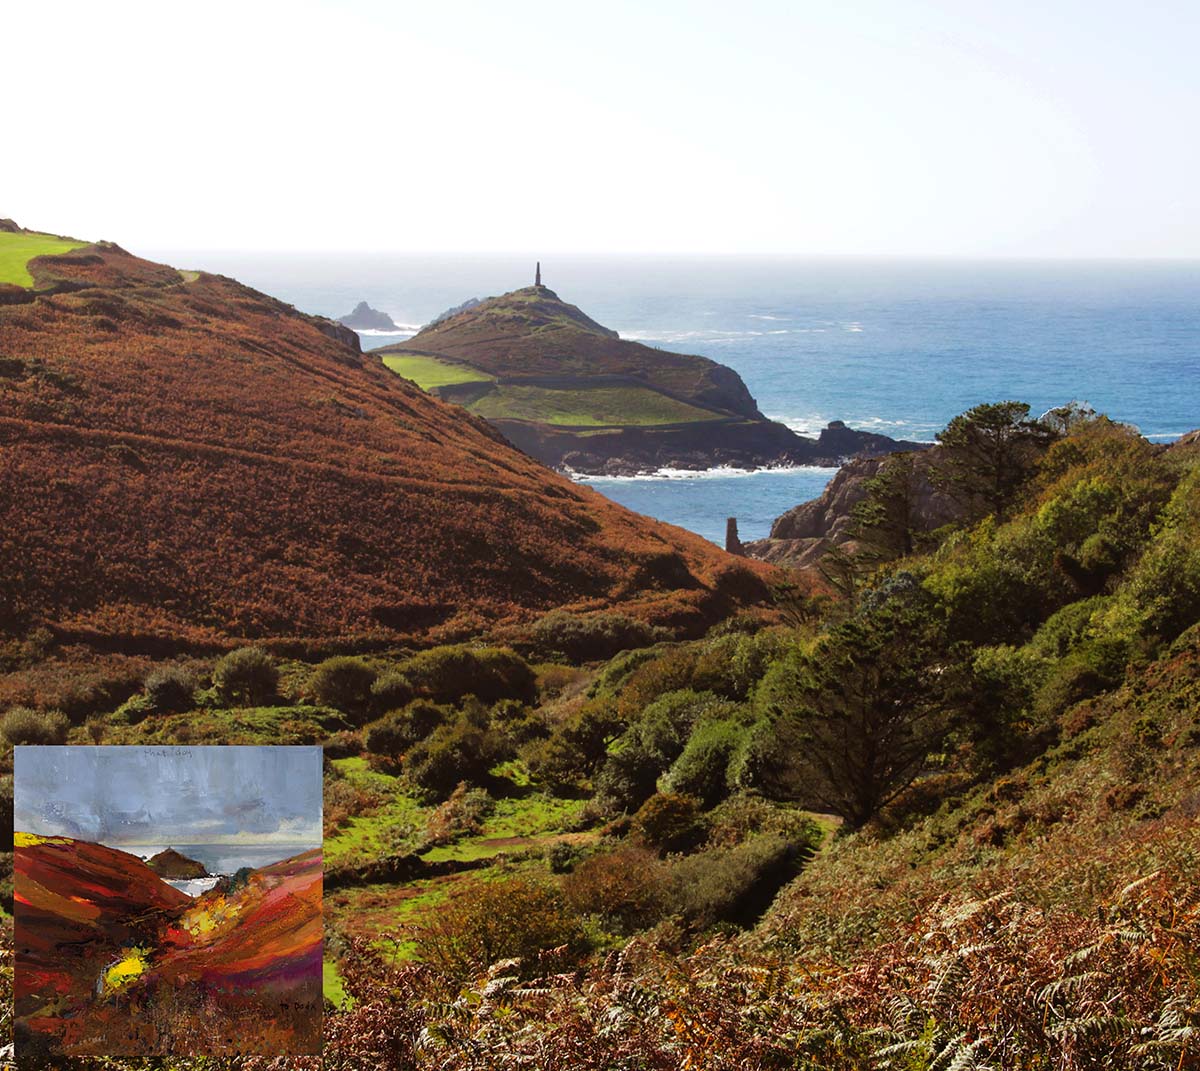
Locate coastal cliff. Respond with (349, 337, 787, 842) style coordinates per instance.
(744, 449, 957, 568)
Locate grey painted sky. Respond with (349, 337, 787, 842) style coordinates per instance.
(5, 0, 1197, 257)
(14, 746, 322, 847)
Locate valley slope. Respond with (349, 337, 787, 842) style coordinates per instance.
(0, 224, 776, 649)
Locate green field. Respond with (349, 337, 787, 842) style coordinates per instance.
(469, 383, 724, 427)
(0, 231, 87, 287)
(382, 353, 494, 390)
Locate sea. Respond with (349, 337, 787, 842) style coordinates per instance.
(114, 842, 318, 897)
(145, 251, 1200, 546)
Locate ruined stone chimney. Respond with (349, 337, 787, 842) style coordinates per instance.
(725, 517, 744, 556)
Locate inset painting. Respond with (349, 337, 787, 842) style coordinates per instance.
(13, 745, 323, 1057)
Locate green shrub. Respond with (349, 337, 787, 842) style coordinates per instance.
(1033, 637, 1129, 722)
(365, 701, 450, 757)
(562, 845, 670, 932)
(1029, 597, 1112, 659)
(593, 739, 660, 813)
(322, 730, 363, 759)
(212, 647, 278, 706)
(143, 665, 196, 715)
(530, 610, 670, 662)
(634, 689, 717, 766)
(309, 657, 377, 719)
(703, 795, 826, 852)
(668, 834, 803, 927)
(526, 700, 622, 792)
(2, 706, 69, 746)
(490, 699, 547, 746)
(631, 792, 704, 854)
(660, 712, 749, 808)
(405, 712, 512, 800)
(416, 876, 587, 979)
(690, 632, 785, 700)
(616, 646, 699, 716)
(402, 645, 537, 705)
(371, 670, 414, 712)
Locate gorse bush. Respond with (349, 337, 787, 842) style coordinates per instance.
(143, 664, 196, 715)
(309, 656, 377, 719)
(669, 834, 803, 927)
(404, 706, 512, 800)
(525, 699, 622, 792)
(365, 701, 450, 757)
(424, 782, 494, 846)
(401, 645, 537, 705)
(631, 792, 705, 854)
(212, 647, 278, 705)
(1, 705, 69, 746)
(530, 610, 670, 661)
(416, 876, 587, 980)
(563, 845, 671, 932)
(660, 708, 750, 807)
(370, 670, 414, 712)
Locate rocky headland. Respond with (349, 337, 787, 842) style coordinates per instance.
(146, 847, 208, 879)
(375, 285, 922, 475)
(337, 300, 398, 331)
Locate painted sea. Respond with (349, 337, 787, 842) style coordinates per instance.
(143, 251, 1200, 545)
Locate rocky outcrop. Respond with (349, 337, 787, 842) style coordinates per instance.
(0, 219, 21, 233)
(500, 418, 922, 476)
(428, 296, 484, 326)
(745, 449, 959, 569)
(338, 301, 397, 331)
(146, 848, 208, 879)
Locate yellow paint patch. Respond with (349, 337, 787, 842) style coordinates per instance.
(103, 949, 149, 991)
(14, 832, 71, 847)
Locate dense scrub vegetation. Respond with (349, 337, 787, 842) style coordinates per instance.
(2, 405, 1198, 1068)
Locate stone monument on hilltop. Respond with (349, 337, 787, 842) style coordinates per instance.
(535, 261, 542, 287)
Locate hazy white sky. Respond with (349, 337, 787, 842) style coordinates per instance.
(8, 0, 1197, 256)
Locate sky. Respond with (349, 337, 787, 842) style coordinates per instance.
(7, 0, 1198, 257)
(13, 746, 323, 847)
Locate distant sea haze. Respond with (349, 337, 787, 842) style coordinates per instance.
(144, 252, 1200, 545)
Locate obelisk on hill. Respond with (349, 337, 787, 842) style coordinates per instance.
(535, 261, 542, 287)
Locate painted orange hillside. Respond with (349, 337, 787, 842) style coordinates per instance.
(15, 836, 322, 1056)
(0, 225, 775, 648)
(14, 834, 191, 1012)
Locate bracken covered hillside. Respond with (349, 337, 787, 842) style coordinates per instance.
(0, 230, 773, 649)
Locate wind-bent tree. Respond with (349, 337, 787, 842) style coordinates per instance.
(760, 601, 949, 827)
(851, 451, 922, 559)
(934, 401, 1057, 521)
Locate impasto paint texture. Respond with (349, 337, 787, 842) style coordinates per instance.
(13, 746, 322, 1056)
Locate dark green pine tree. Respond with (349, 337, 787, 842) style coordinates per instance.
(933, 401, 1058, 522)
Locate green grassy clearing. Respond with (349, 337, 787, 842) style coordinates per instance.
(469, 383, 723, 427)
(382, 353, 493, 390)
(420, 791, 584, 863)
(323, 958, 352, 1008)
(0, 231, 87, 287)
(325, 757, 429, 867)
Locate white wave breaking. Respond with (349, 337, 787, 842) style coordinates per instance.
(572, 464, 840, 484)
